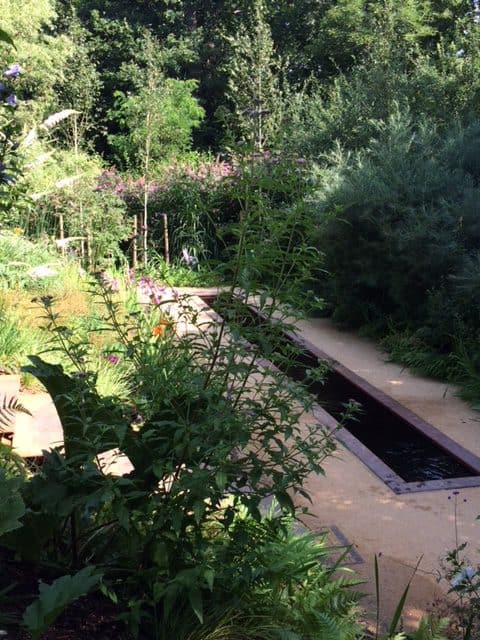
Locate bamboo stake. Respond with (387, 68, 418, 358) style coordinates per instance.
(86, 227, 93, 270)
(142, 109, 151, 268)
(73, 114, 86, 266)
(162, 213, 170, 264)
(132, 215, 138, 269)
(58, 209, 65, 258)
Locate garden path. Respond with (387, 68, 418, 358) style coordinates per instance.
(295, 316, 480, 631)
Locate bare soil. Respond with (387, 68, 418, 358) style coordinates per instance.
(0, 546, 132, 640)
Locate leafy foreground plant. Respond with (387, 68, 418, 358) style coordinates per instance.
(369, 555, 448, 640)
(0, 158, 362, 639)
(436, 491, 480, 640)
(13, 280, 349, 637)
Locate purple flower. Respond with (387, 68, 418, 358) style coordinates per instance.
(451, 566, 476, 588)
(39, 295, 54, 307)
(100, 272, 119, 292)
(106, 354, 119, 365)
(181, 248, 197, 267)
(4, 64, 22, 79)
(130, 407, 144, 424)
(5, 94, 17, 107)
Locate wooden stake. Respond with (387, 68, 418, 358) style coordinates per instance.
(162, 213, 170, 265)
(58, 210, 65, 258)
(132, 215, 138, 269)
(86, 227, 93, 270)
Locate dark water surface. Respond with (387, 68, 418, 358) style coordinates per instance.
(217, 299, 476, 483)
(289, 360, 471, 482)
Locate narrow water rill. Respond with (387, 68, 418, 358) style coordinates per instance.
(286, 358, 471, 483)
(206, 295, 480, 494)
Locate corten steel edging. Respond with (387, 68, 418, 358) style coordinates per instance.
(287, 330, 480, 476)
(204, 294, 480, 493)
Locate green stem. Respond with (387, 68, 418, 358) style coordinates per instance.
(70, 510, 78, 569)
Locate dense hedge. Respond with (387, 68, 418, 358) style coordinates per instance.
(313, 114, 480, 395)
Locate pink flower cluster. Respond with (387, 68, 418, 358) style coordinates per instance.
(100, 271, 119, 292)
(125, 270, 179, 306)
(137, 275, 168, 305)
(96, 160, 239, 200)
(177, 160, 238, 183)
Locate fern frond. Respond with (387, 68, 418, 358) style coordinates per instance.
(410, 616, 449, 640)
(0, 395, 32, 432)
(0, 365, 15, 375)
(40, 109, 80, 131)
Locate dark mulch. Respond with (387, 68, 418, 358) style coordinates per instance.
(0, 547, 133, 640)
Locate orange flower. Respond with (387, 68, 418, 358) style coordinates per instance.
(152, 324, 164, 337)
(152, 318, 171, 337)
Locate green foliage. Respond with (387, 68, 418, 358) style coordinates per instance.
(141, 253, 221, 287)
(0, 302, 42, 373)
(381, 331, 458, 382)
(16, 109, 130, 267)
(3, 164, 345, 636)
(2, 1, 479, 636)
(283, 5, 480, 158)
(108, 35, 204, 171)
(219, 0, 285, 150)
(0, 231, 85, 291)
(0, 27, 15, 47)
(52, 15, 102, 144)
(408, 617, 449, 640)
(110, 77, 204, 169)
(0, 54, 29, 227)
(309, 111, 480, 402)
(0, 468, 25, 535)
(0, 0, 76, 123)
(22, 566, 102, 640)
(438, 498, 480, 640)
(373, 554, 449, 640)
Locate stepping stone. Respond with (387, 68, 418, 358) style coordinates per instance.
(13, 391, 63, 457)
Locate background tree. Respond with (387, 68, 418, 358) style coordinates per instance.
(219, 0, 284, 150)
(108, 33, 204, 265)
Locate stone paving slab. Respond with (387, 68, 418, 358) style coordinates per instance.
(13, 391, 63, 456)
(13, 391, 133, 475)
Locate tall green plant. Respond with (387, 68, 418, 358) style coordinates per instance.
(109, 33, 204, 265)
(219, 0, 285, 150)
